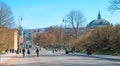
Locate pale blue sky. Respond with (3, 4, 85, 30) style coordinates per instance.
(3, 0, 120, 29)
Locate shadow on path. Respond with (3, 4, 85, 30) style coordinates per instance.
(67, 53, 120, 62)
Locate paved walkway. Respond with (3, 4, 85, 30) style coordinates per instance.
(9, 50, 120, 66)
(0, 48, 64, 66)
(0, 53, 19, 66)
(1, 49, 120, 66)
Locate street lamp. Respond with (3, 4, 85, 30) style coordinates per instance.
(63, 18, 71, 53)
(63, 18, 67, 43)
(62, 18, 67, 29)
(17, 16, 23, 54)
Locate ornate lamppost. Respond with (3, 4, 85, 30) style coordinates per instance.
(17, 16, 23, 54)
(63, 18, 70, 54)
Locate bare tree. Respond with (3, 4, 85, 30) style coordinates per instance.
(63, 10, 85, 39)
(0, 1, 14, 28)
(108, 0, 120, 12)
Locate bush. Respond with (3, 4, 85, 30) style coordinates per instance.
(0, 51, 3, 55)
(113, 52, 120, 56)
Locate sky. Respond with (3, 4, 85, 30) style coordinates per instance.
(3, 0, 120, 29)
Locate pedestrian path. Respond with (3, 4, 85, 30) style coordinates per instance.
(0, 53, 19, 66)
(9, 51, 120, 66)
(1, 49, 120, 66)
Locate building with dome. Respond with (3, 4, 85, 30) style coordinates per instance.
(87, 11, 110, 28)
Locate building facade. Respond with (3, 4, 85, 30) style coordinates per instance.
(0, 28, 18, 51)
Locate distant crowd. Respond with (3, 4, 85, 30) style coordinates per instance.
(5, 47, 41, 58)
(5, 46, 93, 58)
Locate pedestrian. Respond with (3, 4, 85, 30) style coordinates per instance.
(36, 48, 39, 56)
(72, 46, 75, 53)
(52, 49, 54, 53)
(22, 48, 26, 58)
(86, 49, 90, 55)
(16, 48, 19, 54)
(89, 50, 93, 55)
(27, 48, 30, 55)
(5, 49, 8, 53)
(19, 48, 21, 53)
(10, 49, 12, 53)
(12, 49, 14, 53)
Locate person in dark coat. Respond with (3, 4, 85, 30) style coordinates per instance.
(27, 48, 30, 55)
(22, 48, 26, 58)
(72, 46, 75, 53)
(86, 49, 90, 55)
(36, 48, 40, 56)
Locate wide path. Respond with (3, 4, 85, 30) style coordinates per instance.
(9, 49, 120, 66)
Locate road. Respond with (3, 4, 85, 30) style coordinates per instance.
(9, 49, 120, 66)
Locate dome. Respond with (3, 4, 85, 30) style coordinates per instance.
(87, 11, 110, 28)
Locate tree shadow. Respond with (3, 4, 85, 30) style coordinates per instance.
(67, 54, 120, 61)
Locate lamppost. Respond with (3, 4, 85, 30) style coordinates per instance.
(63, 18, 70, 54)
(63, 18, 67, 30)
(17, 16, 23, 54)
(62, 18, 69, 51)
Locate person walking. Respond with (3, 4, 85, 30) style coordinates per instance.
(72, 46, 75, 53)
(22, 48, 26, 58)
(89, 50, 93, 55)
(52, 49, 54, 53)
(86, 48, 91, 55)
(36, 48, 40, 56)
(27, 48, 30, 56)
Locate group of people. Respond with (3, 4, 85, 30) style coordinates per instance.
(5, 49, 15, 53)
(21, 47, 93, 57)
(22, 47, 41, 58)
